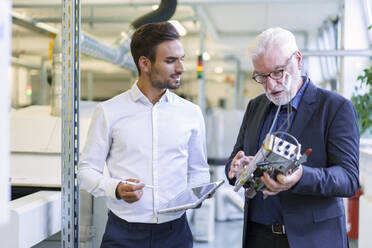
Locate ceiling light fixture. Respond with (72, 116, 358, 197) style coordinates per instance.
(202, 51, 210, 61)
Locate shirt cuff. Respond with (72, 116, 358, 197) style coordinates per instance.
(105, 178, 122, 200)
(188, 170, 211, 187)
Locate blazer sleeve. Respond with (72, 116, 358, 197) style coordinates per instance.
(291, 99, 359, 197)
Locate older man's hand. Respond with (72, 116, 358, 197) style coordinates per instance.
(261, 165, 303, 196)
(228, 151, 253, 179)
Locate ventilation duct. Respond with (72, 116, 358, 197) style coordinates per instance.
(12, 0, 178, 116)
(131, 0, 177, 29)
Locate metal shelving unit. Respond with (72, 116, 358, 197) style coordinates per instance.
(61, 0, 81, 247)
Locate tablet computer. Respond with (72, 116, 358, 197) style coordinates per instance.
(157, 180, 224, 214)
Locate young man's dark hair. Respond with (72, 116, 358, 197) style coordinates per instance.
(130, 22, 180, 74)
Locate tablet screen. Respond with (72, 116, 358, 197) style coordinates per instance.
(157, 180, 224, 213)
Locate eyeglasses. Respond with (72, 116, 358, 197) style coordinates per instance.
(252, 52, 296, 84)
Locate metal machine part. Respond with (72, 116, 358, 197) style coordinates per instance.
(234, 134, 311, 198)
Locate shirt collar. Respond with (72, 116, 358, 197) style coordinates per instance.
(160, 89, 172, 103)
(130, 81, 144, 102)
(291, 76, 309, 110)
(130, 81, 172, 104)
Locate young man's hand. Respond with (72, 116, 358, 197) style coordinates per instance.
(115, 179, 145, 203)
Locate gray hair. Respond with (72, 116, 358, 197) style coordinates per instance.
(248, 27, 299, 59)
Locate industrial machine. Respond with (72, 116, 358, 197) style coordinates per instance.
(234, 132, 311, 198)
(205, 108, 245, 221)
(0, 103, 105, 248)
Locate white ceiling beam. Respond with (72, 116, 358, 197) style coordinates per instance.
(193, 5, 219, 41)
(11, 57, 40, 69)
(12, 11, 58, 38)
(34, 16, 197, 23)
(13, 0, 342, 8)
(301, 49, 372, 57)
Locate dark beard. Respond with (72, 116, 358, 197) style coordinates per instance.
(149, 70, 181, 90)
(149, 65, 181, 90)
(150, 79, 180, 90)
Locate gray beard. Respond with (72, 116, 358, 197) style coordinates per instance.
(267, 73, 302, 106)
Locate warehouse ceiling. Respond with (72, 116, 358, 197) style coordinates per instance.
(11, 0, 343, 97)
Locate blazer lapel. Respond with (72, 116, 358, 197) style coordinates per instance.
(248, 97, 271, 154)
(290, 80, 318, 139)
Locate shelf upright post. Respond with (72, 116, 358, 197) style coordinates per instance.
(61, 0, 81, 247)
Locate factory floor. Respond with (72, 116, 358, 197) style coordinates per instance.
(193, 219, 243, 248)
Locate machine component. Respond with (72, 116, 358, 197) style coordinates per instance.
(0, 191, 61, 248)
(189, 198, 215, 242)
(11, 11, 58, 38)
(234, 133, 311, 198)
(206, 109, 245, 221)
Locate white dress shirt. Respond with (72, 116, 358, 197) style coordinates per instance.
(78, 82, 210, 223)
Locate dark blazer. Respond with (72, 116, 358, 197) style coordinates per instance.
(225, 79, 359, 248)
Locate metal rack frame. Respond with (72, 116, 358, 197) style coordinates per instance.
(62, 0, 81, 247)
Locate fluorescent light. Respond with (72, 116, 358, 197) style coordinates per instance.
(202, 51, 210, 61)
(169, 20, 187, 36)
(152, 5, 159, 10)
(195, 50, 211, 61)
(214, 67, 223, 74)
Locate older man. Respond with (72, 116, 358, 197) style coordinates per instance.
(226, 27, 359, 248)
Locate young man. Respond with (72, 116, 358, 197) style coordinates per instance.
(78, 22, 210, 248)
(226, 27, 359, 248)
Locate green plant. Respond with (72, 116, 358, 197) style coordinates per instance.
(351, 67, 372, 135)
(351, 25, 372, 135)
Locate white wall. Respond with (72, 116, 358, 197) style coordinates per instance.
(0, 0, 11, 225)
